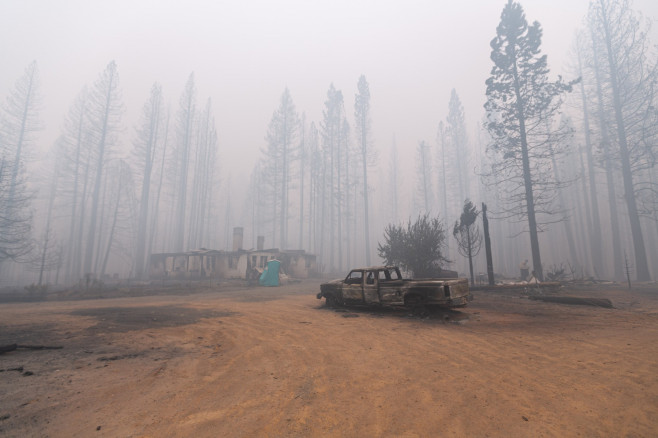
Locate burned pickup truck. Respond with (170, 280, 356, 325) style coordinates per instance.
(317, 266, 471, 311)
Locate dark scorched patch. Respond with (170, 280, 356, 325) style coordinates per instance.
(72, 306, 235, 333)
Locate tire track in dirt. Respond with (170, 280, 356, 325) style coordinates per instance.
(2, 282, 657, 437)
(153, 291, 658, 437)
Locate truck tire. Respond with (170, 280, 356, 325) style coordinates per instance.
(325, 294, 341, 308)
(405, 295, 427, 316)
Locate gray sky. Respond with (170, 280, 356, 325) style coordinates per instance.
(2, 0, 657, 184)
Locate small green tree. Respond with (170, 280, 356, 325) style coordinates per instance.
(377, 213, 449, 278)
(453, 200, 482, 286)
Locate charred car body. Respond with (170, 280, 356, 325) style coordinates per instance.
(317, 266, 471, 310)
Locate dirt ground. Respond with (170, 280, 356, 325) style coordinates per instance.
(1, 280, 657, 437)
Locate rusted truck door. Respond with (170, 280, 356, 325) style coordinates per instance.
(378, 268, 404, 304)
(342, 270, 365, 303)
(362, 270, 380, 304)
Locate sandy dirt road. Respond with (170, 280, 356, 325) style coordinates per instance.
(1, 280, 657, 437)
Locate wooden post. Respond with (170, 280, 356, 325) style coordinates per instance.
(482, 203, 495, 286)
(624, 251, 632, 290)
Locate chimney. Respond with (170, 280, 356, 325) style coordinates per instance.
(257, 235, 265, 251)
(232, 227, 244, 251)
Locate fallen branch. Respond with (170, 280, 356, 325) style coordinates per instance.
(471, 282, 562, 292)
(528, 296, 613, 308)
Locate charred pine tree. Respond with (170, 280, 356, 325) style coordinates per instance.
(447, 89, 470, 206)
(572, 32, 605, 278)
(83, 61, 123, 277)
(35, 155, 61, 285)
(172, 74, 196, 252)
(354, 75, 376, 265)
(147, 108, 171, 257)
(58, 88, 91, 282)
(388, 137, 401, 225)
(264, 88, 298, 250)
(589, 24, 624, 280)
(0, 61, 41, 265)
(484, 1, 576, 281)
(588, 0, 657, 281)
(307, 123, 320, 254)
(319, 84, 344, 272)
(133, 83, 164, 278)
(415, 140, 433, 214)
(453, 200, 482, 285)
(298, 113, 307, 250)
(188, 98, 218, 250)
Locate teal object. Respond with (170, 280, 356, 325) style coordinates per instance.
(259, 259, 280, 286)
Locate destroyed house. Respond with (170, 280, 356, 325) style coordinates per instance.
(149, 248, 317, 280)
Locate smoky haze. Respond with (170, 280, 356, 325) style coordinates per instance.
(1, 0, 657, 285)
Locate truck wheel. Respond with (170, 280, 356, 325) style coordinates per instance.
(325, 294, 339, 308)
(406, 296, 427, 316)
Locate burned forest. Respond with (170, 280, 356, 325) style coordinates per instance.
(1, 0, 658, 287)
(2, 2, 658, 437)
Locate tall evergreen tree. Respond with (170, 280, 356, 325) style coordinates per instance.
(172, 73, 196, 252)
(387, 137, 401, 225)
(319, 84, 345, 271)
(57, 87, 91, 281)
(0, 61, 41, 264)
(589, 25, 624, 280)
(188, 97, 218, 250)
(27, 148, 63, 285)
(436, 122, 449, 221)
(298, 113, 307, 250)
(446, 89, 469, 206)
(484, 0, 575, 281)
(82, 61, 123, 276)
(572, 31, 604, 278)
(133, 83, 164, 277)
(354, 75, 376, 265)
(264, 88, 298, 250)
(588, 0, 657, 280)
(97, 159, 136, 277)
(307, 122, 320, 254)
(147, 108, 171, 257)
(0, 155, 33, 263)
(415, 140, 433, 214)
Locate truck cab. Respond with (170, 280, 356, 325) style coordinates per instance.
(340, 267, 404, 305)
